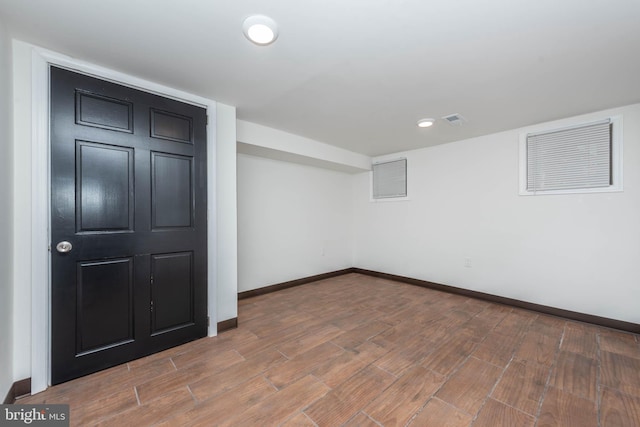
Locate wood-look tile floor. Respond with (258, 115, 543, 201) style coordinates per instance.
(18, 273, 640, 426)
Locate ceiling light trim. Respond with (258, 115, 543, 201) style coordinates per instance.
(243, 15, 278, 46)
(417, 118, 435, 128)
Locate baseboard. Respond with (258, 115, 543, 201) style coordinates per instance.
(217, 317, 238, 333)
(3, 378, 31, 404)
(237, 268, 354, 300)
(352, 268, 640, 334)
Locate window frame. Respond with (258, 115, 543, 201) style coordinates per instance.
(519, 115, 623, 196)
(370, 158, 409, 202)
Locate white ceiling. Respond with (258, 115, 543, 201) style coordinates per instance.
(1, 0, 639, 156)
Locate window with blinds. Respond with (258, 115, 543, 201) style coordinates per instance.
(521, 117, 622, 195)
(372, 158, 407, 199)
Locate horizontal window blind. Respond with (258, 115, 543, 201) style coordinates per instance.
(373, 159, 407, 199)
(527, 120, 611, 192)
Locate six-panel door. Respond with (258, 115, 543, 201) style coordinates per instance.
(50, 67, 208, 384)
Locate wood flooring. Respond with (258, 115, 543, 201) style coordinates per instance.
(18, 273, 640, 426)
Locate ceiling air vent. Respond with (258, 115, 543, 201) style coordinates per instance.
(442, 113, 466, 126)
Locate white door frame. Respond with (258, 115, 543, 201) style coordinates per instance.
(30, 46, 218, 394)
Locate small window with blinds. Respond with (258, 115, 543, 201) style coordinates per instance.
(520, 117, 622, 195)
(372, 158, 407, 199)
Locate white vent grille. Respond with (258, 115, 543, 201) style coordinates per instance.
(442, 113, 466, 126)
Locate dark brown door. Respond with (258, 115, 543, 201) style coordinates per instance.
(50, 67, 208, 385)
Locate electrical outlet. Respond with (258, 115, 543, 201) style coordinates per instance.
(464, 257, 472, 268)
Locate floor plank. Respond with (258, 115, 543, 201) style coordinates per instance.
(600, 387, 640, 427)
(312, 341, 388, 389)
(304, 365, 395, 426)
(600, 351, 640, 398)
(188, 347, 287, 402)
(420, 333, 478, 376)
(549, 350, 597, 401)
(331, 320, 392, 350)
(265, 341, 344, 389)
(407, 397, 473, 427)
(435, 356, 502, 415)
(472, 398, 535, 427)
(373, 335, 436, 376)
(491, 359, 550, 416)
(276, 323, 344, 358)
(472, 330, 522, 368)
(600, 329, 640, 358)
(364, 365, 445, 426)
(513, 330, 561, 367)
(281, 412, 321, 427)
(537, 386, 598, 427)
(561, 321, 598, 359)
(95, 387, 195, 427)
(135, 349, 245, 404)
(156, 375, 277, 426)
(343, 412, 382, 427)
(71, 388, 137, 426)
(218, 375, 329, 427)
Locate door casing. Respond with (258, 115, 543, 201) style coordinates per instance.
(29, 47, 219, 393)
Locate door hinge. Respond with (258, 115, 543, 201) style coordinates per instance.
(150, 300, 154, 313)
(207, 316, 210, 327)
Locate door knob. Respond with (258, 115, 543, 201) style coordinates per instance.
(56, 241, 73, 253)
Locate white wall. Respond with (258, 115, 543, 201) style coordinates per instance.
(11, 39, 30, 383)
(0, 17, 14, 399)
(216, 104, 238, 322)
(353, 104, 640, 324)
(237, 153, 354, 292)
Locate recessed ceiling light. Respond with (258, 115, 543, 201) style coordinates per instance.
(243, 15, 278, 45)
(417, 118, 435, 128)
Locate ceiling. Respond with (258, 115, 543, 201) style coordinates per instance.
(1, 0, 639, 156)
